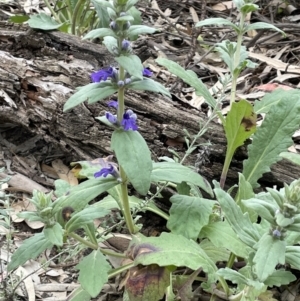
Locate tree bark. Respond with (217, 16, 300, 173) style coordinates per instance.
(0, 22, 299, 190)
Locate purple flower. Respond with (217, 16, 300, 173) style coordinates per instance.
(110, 21, 117, 30)
(124, 78, 131, 85)
(94, 162, 120, 180)
(91, 67, 117, 83)
(118, 80, 125, 87)
(143, 68, 153, 77)
(272, 229, 282, 238)
(122, 39, 131, 50)
(121, 109, 138, 131)
(106, 112, 118, 124)
(108, 100, 118, 108)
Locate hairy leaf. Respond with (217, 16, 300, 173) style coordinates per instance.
(253, 233, 286, 281)
(155, 58, 216, 108)
(264, 270, 296, 287)
(280, 152, 300, 166)
(115, 55, 143, 79)
(243, 90, 300, 188)
(214, 188, 260, 247)
(128, 78, 171, 97)
(112, 130, 152, 195)
(285, 246, 300, 269)
(65, 286, 91, 301)
(77, 250, 111, 297)
(8, 233, 53, 271)
(44, 223, 64, 246)
(200, 221, 252, 258)
(83, 28, 116, 40)
(151, 162, 213, 196)
(28, 13, 63, 30)
(66, 206, 110, 233)
(167, 195, 215, 240)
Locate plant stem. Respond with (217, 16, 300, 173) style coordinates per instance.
(68, 232, 127, 258)
(43, 0, 61, 22)
(71, 0, 85, 35)
(119, 166, 136, 234)
(115, 64, 136, 234)
(226, 252, 236, 269)
(229, 13, 246, 108)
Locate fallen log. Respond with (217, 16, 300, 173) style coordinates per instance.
(0, 21, 299, 191)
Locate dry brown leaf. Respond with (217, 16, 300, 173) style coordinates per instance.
(212, 1, 234, 11)
(52, 159, 78, 186)
(15, 266, 36, 301)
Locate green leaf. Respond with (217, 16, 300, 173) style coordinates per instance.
(103, 36, 118, 55)
(217, 268, 265, 291)
(253, 233, 286, 281)
(128, 78, 171, 97)
(63, 82, 118, 112)
(151, 162, 213, 196)
(54, 179, 71, 197)
(131, 233, 217, 274)
(8, 233, 53, 271)
(214, 188, 260, 247)
(28, 13, 64, 30)
(167, 195, 215, 240)
(115, 55, 143, 79)
(77, 250, 111, 297)
(124, 0, 140, 11)
(222, 100, 256, 185)
(242, 198, 277, 225)
(285, 246, 300, 269)
(280, 152, 300, 166)
(264, 270, 296, 287)
(111, 130, 152, 195)
(243, 90, 300, 188)
(217, 268, 249, 286)
(199, 239, 230, 263)
(66, 206, 110, 233)
(116, 15, 134, 22)
(127, 25, 157, 38)
(9, 15, 29, 23)
(83, 28, 117, 40)
(253, 89, 300, 114)
(200, 221, 252, 258)
(53, 178, 118, 213)
(246, 23, 285, 36)
(155, 58, 216, 108)
(43, 223, 64, 246)
(196, 18, 236, 30)
(91, 0, 111, 28)
(65, 286, 91, 301)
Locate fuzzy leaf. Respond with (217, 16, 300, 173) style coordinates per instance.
(63, 82, 118, 111)
(196, 18, 236, 30)
(112, 130, 152, 195)
(200, 221, 252, 258)
(246, 22, 284, 36)
(131, 233, 217, 274)
(115, 55, 143, 79)
(28, 13, 64, 30)
(127, 25, 157, 37)
(243, 90, 300, 188)
(167, 195, 215, 240)
(8, 233, 53, 271)
(285, 246, 300, 269)
(264, 270, 296, 287)
(253, 233, 286, 281)
(280, 152, 300, 166)
(83, 28, 116, 40)
(66, 206, 110, 233)
(77, 250, 111, 297)
(155, 58, 216, 108)
(214, 188, 260, 247)
(43, 223, 64, 246)
(65, 287, 91, 301)
(151, 162, 213, 196)
(128, 78, 171, 97)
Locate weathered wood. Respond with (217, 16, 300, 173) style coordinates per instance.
(0, 22, 299, 190)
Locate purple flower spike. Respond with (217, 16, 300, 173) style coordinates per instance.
(108, 100, 118, 108)
(91, 67, 116, 83)
(106, 112, 118, 124)
(142, 68, 153, 77)
(121, 109, 138, 131)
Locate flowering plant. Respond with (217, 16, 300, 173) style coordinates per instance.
(6, 0, 300, 301)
